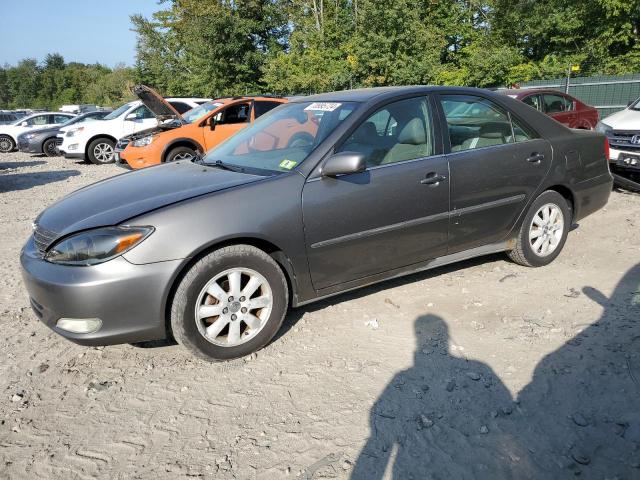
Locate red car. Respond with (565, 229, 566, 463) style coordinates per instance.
(501, 89, 599, 130)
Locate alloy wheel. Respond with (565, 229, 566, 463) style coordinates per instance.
(0, 137, 12, 152)
(194, 268, 273, 347)
(172, 152, 194, 161)
(93, 143, 114, 162)
(529, 203, 564, 257)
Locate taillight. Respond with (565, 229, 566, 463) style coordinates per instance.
(604, 137, 610, 161)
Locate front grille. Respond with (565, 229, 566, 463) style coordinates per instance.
(115, 138, 130, 151)
(33, 225, 59, 255)
(609, 130, 640, 151)
(55, 137, 63, 146)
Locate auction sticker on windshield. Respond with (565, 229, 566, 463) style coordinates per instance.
(304, 102, 342, 112)
(279, 159, 298, 170)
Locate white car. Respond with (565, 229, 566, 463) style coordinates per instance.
(596, 99, 640, 171)
(0, 112, 76, 153)
(57, 94, 210, 164)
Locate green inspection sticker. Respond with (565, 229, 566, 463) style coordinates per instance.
(279, 159, 298, 170)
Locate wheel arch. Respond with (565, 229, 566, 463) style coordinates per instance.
(84, 134, 118, 158)
(161, 236, 297, 341)
(161, 138, 204, 163)
(545, 184, 576, 222)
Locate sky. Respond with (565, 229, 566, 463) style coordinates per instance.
(0, 0, 161, 67)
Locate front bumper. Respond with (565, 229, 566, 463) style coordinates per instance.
(20, 236, 181, 346)
(17, 137, 42, 154)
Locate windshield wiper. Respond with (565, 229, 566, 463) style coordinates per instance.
(207, 159, 245, 173)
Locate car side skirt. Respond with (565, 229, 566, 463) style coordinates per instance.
(294, 240, 513, 307)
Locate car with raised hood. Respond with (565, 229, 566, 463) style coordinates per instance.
(21, 86, 612, 361)
(595, 97, 640, 186)
(0, 112, 76, 153)
(501, 89, 599, 130)
(56, 88, 210, 164)
(17, 110, 112, 156)
(115, 89, 295, 169)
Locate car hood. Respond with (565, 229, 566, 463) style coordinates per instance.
(601, 108, 640, 130)
(34, 160, 265, 238)
(132, 84, 184, 123)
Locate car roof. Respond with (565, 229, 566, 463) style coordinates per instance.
(498, 88, 574, 98)
(295, 86, 508, 103)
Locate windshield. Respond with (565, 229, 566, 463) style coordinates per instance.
(183, 101, 222, 124)
(102, 103, 133, 120)
(202, 101, 359, 174)
(630, 97, 640, 111)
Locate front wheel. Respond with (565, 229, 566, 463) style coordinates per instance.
(170, 245, 289, 361)
(165, 145, 197, 162)
(507, 190, 571, 267)
(0, 135, 15, 153)
(87, 138, 115, 164)
(43, 138, 58, 157)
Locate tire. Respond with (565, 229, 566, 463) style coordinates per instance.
(287, 133, 314, 148)
(0, 135, 15, 153)
(170, 245, 289, 362)
(165, 145, 197, 162)
(42, 138, 58, 157)
(507, 190, 571, 267)
(87, 138, 115, 164)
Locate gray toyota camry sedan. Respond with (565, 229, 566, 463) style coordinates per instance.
(21, 86, 613, 361)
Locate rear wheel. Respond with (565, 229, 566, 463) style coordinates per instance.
(165, 146, 197, 162)
(42, 138, 58, 157)
(170, 245, 289, 361)
(87, 138, 115, 164)
(508, 190, 570, 267)
(0, 135, 15, 153)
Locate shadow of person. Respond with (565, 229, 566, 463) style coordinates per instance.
(515, 263, 640, 477)
(351, 314, 533, 479)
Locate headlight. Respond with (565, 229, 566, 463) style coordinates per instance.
(595, 122, 613, 136)
(132, 135, 154, 147)
(24, 133, 38, 140)
(66, 127, 84, 137)
(44, 226, 153, 266)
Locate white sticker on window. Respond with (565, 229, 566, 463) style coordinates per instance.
(304, 102, 342, 112)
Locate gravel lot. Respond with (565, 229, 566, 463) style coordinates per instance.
(1, 152, 639, 479)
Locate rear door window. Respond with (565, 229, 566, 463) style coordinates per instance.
(543, 94, 572, 114)
(254, 101, 282, 119)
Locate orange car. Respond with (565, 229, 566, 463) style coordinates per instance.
(115, 87, 292, 169)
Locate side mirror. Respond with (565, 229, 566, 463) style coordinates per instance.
(321, 152, 366, 177)
(210, 118, 217, 131)
(20, 121, 28, 127)
(125, 113, 137, 121)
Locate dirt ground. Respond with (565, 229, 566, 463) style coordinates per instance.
(0, 152, 639, 480)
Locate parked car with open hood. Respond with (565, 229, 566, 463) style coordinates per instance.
(595, 97, 640, 188)
(56, 87, 209, 164)
(17, 110, 112, 156)
(0, 112, 76, 153)
(21, 86, 612, 361)
(116, 88, 291, 168)
(500, 89, 599, 130)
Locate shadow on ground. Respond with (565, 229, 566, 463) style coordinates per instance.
(0, 160, 46, 170)
(0, 170, 80, 193)
(351, 263, 640, 479)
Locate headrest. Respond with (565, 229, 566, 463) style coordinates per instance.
(354, 121, 378, 142)
(479, 121, 511, 139)
(398, 118, 426, 145)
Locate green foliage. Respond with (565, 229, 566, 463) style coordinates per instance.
(3, 0, 640, 108)
(0, 55, 134, 110)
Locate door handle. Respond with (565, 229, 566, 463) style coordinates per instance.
(526, 153, 545, 163)
(421, 172, 447, 186)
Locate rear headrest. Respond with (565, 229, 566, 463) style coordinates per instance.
(398, 118, 426, 145)
(479, 121, 511, 139)
(354, 121, 378, 142)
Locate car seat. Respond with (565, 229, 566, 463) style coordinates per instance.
(380, 118, 429, 164)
